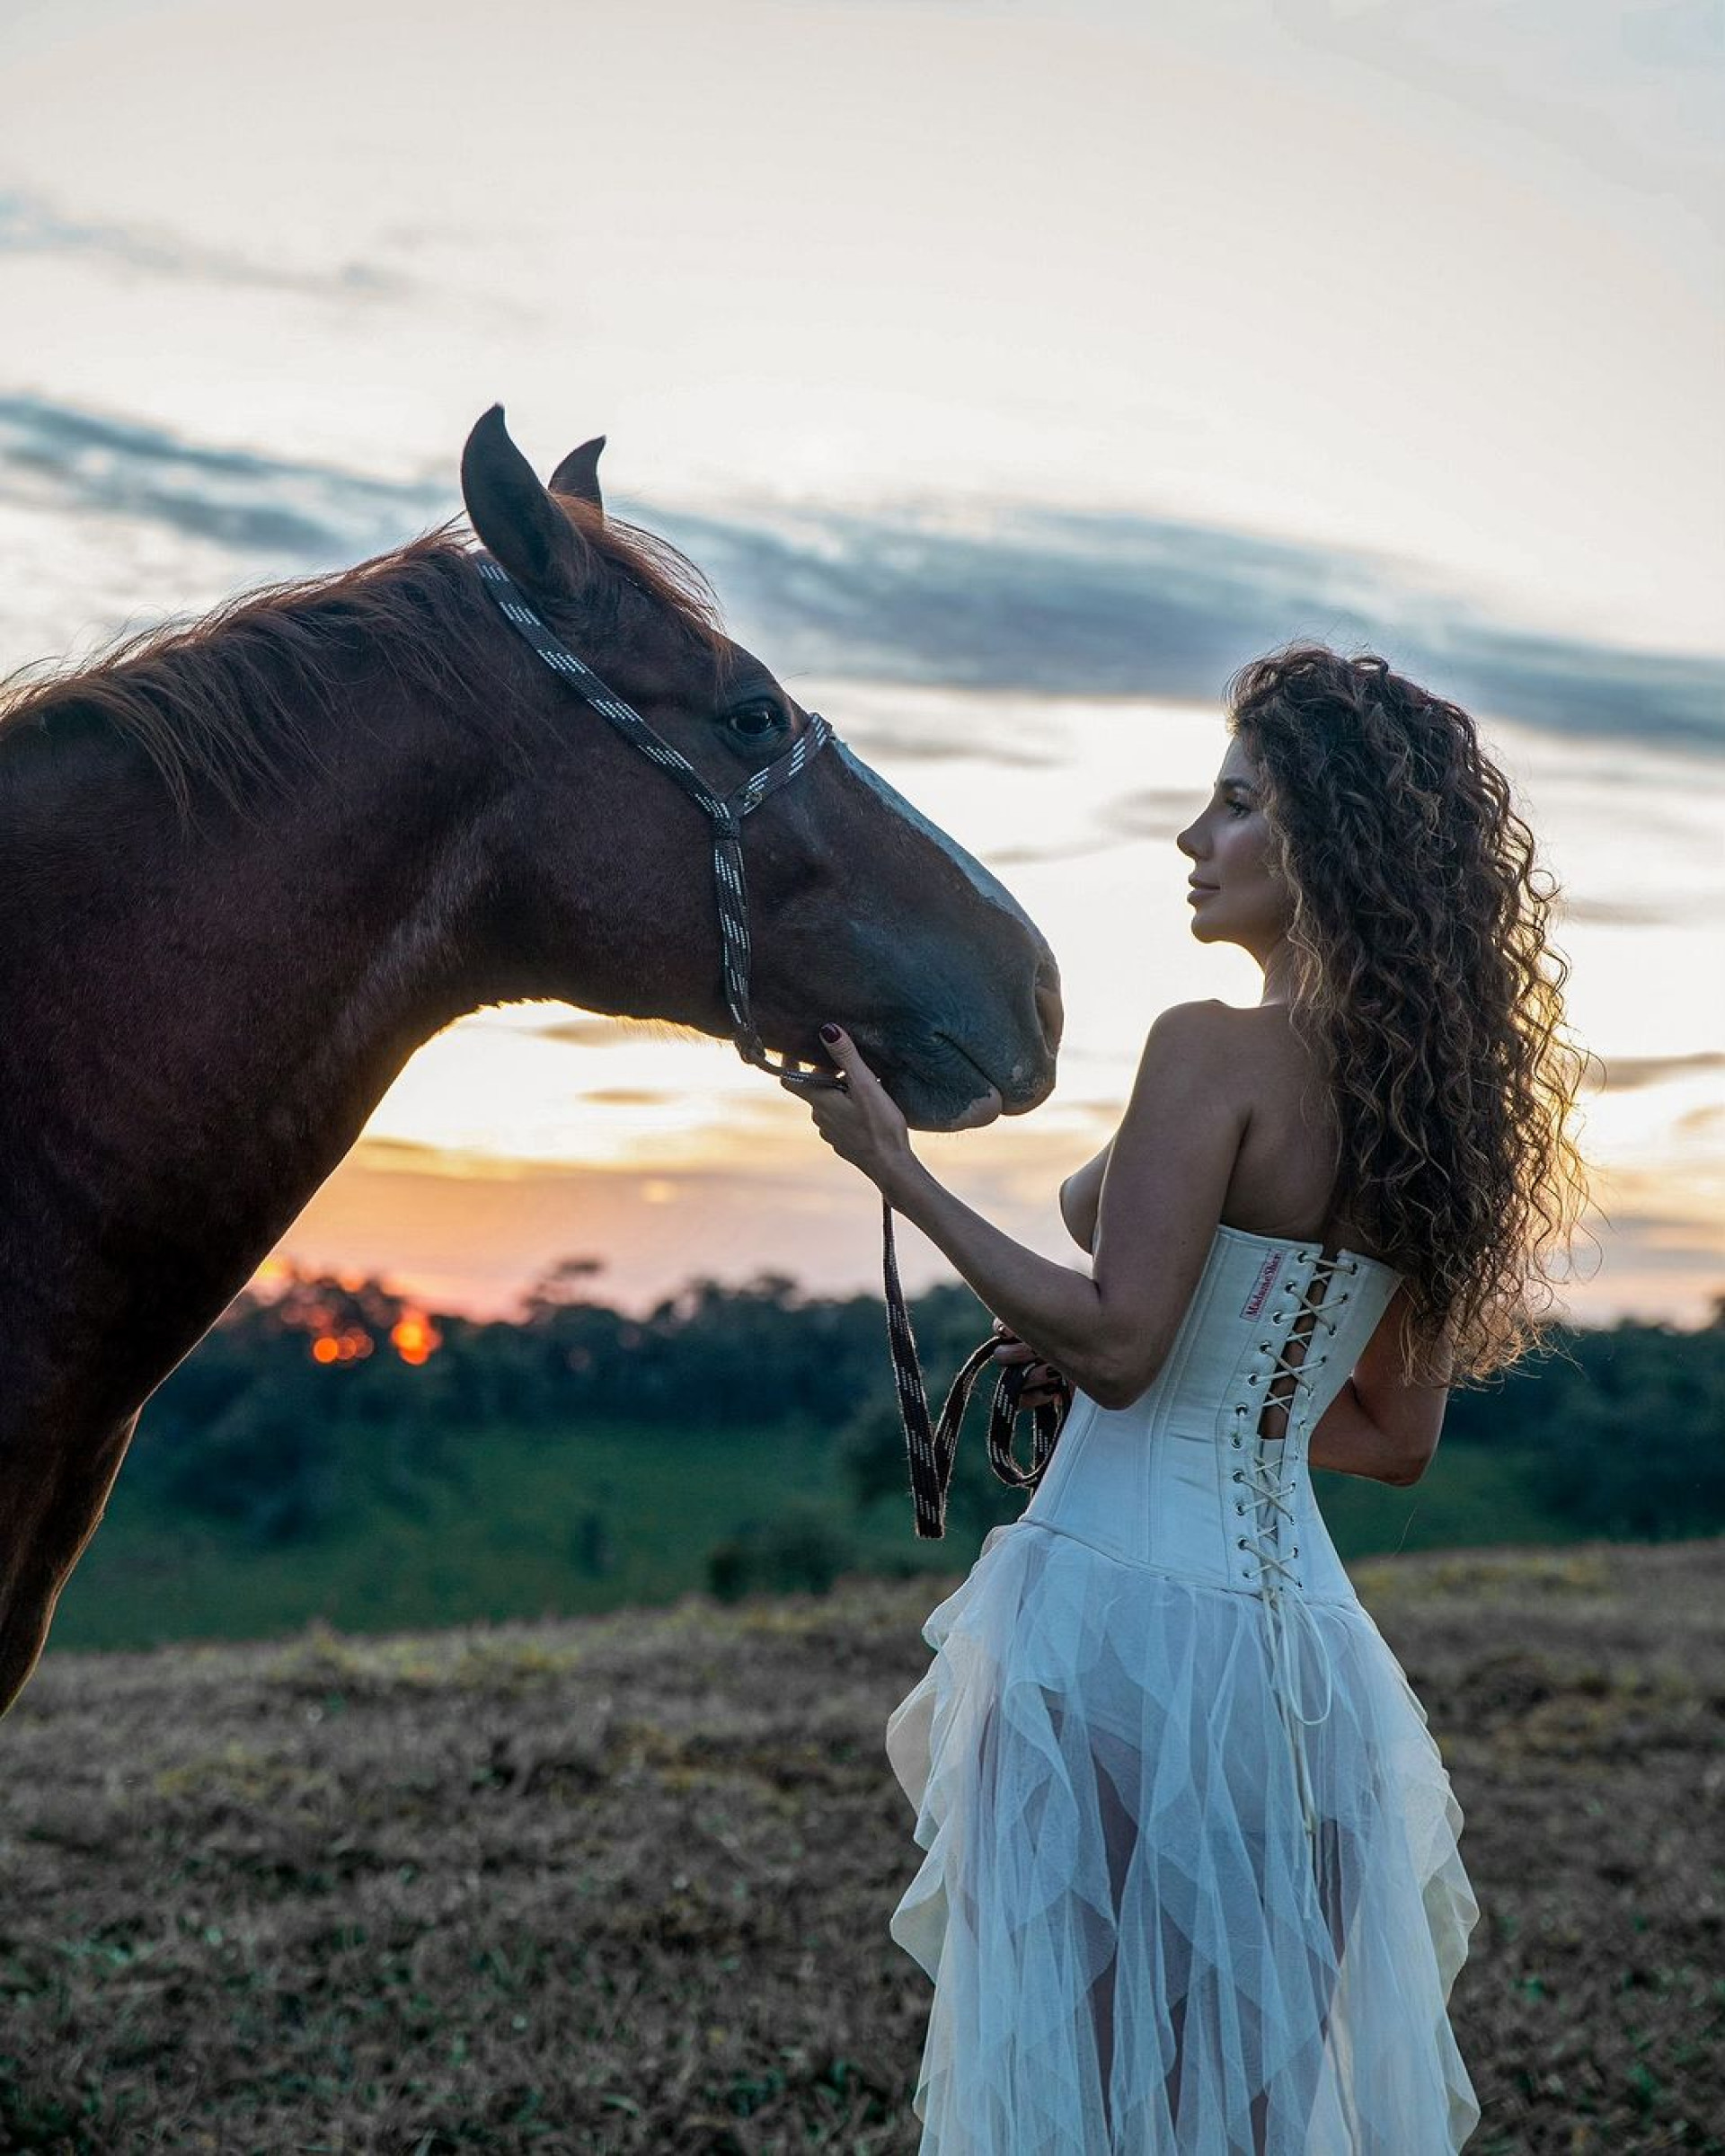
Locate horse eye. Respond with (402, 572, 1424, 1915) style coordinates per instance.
(727, 702, 786, 739)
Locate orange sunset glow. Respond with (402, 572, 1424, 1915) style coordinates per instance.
(257, 1260, 444, 1368)
(3, 2, 1718, 1337)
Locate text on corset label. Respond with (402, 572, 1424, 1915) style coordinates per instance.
(1241, 1251, 1284, 1319)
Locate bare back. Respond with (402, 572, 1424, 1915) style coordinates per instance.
(1211, 1001, 1391, 1265)
(1197, 1003, 1402, 1445)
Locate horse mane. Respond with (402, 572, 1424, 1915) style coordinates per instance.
(0, 502, 729, 831)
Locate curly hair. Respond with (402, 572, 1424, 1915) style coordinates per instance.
(1224, 642, 1597, 1388)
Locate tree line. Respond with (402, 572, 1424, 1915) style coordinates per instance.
(124, 1259, 1725, 1554)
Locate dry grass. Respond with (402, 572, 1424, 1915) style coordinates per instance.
(3, 1537, 1721, 2153)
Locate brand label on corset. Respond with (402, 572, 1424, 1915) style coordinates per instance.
(1241, 1251, 1284, 1319)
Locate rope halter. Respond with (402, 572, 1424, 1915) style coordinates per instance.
(473, 552, 836, 1082)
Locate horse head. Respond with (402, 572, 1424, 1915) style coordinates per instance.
(459, 405, 1062, 1130)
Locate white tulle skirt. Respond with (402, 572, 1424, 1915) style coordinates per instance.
(885, 1520, 1481, 2154)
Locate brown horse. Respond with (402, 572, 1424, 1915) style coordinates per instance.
(0, 405, 1062, 1715)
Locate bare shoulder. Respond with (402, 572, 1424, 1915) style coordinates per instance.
(1119, 1001, 1258, 1131)
(1189, 1000, 1314, 1089)
(1208, 997, 1302, 1047)
(1142, 997, 1250, 1052)
(1165, 1001, 1359, 1246)
(1137, 999, 1278, 1087)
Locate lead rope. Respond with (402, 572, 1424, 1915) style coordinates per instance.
(473, 552, 1065, 1539)
(882, 1197, 1069, 1539)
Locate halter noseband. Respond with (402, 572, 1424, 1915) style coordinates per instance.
(473, 547, 1067, 1538)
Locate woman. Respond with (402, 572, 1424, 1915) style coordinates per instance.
(783, 642, 1592, 2153)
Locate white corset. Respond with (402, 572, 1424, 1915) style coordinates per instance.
(1018, 1221, 1405, 1835)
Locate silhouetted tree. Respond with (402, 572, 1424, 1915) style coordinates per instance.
(126, 1259, 1725, 1549)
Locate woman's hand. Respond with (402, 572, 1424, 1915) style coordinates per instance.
(990, 1320, 1072, 1412)
(779, 1022, 916, 1188)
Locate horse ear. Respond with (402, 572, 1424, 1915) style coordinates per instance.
(549, 436, 606, 514)
(460, 404, 590, 593)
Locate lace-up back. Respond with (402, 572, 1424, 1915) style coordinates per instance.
(1252, 1242, 1363, 1445)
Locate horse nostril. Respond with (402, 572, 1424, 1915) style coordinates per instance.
(1034, 959, 1064, 1056)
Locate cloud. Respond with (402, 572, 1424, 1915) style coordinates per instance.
(1102, 787, 1210, 842)
(533, 1015, 711, 1052)
(0, 392, 447, 561)
(4, 391, 1721, 758)
(1596, 1212, 1725, 1266)
(0, 189, 411, 302)
(987, 835, 1112, 866)
(1268, 0, 1722, 236)
(1558, 896, 1688, 929)
(658, 498, 1725, 756)
(989, 788, 1197, 866)
(815, 715, 1058, 766)
(535, 1018, 656, 1047)
(1597, 1049, 1725, 1092)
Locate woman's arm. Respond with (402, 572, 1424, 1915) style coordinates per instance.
(1307, 1381, 1428, 1485)
(873, 1003, 1251, 1410)
(1309, 1286, 1453, 1485)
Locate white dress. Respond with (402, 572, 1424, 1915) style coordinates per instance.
(885, 1223, 1481, 2153)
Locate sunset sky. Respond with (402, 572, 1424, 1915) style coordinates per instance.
(3, 0, 1721, 1329)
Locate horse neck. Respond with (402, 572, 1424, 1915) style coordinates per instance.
(0, 650, 510, 1425)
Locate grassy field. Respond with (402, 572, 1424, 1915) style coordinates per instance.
(48, 1419, 856, 1653)
(4, 1534, 1719, 2152)
(48, 1415, 1584, 1655)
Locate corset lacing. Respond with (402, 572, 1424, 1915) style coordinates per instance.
(1231, 1251, 1359, 1847)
